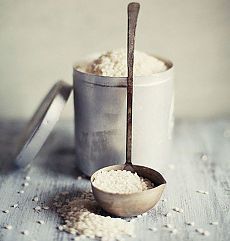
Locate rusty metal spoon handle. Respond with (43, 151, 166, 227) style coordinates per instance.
(126, 2, 140, 165)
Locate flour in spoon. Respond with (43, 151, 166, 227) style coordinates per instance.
(92, 170, 154, 194)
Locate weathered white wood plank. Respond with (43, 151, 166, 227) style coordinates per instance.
(0, 119, 229, 241)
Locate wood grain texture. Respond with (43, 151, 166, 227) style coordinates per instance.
(0, 119, 229, 241)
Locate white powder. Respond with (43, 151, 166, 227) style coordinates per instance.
(92, 170, 154, 194)
(56, 192, 135, 240)
(78, 49, 167, 77)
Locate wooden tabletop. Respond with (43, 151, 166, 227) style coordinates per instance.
(0, 119, 229, 241)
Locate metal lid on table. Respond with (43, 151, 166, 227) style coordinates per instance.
(14, 80, 72, 168)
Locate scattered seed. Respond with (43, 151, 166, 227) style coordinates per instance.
(54, 195, 59, 201)
(72, 237, 80, 241)
(54, 202, 62, 208)
(21, 230, 29, 235)
(161, 198, 167, 202)
(22, 182, 29, 187)
(195, 228, 204, 233)
(202, 230, 210, 236)
(170, 229, 178, 234)
(18, 190, 24, 194)
(2, 210, 9, 213)
(172, 207, 180, 212)
(172, 207, 183, 213)
(67, 227, 76, 234)
(32, 196, 39, 202)
(148, 227, 157, 232)
(164, 224, 173, 229)
(65, 219, 70, 225)
(37, 220, 45, 224)
(164, 212, 172, 217)
(43, 206, 50, 210)
(4, 224, 13, 230)
(77, 176, 82, 180)
(186, 221, 195, 226)
(34, 206, 41, 212)
(210, 221, 218, 225)
(201, 154, 208, 161)
(57, 225, 64, 231)
(196, 190, 209, 195)
(11, 203, 18, 208)
(25, 176, 31, 181)
(56, 192, 135, 239)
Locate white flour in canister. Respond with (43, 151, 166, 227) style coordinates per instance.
(78, 49, 167, 77)
(56, 192, 135, 240)
(92, 170, 154, 194)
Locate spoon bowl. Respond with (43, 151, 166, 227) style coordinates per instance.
(91, 164, 166, 217)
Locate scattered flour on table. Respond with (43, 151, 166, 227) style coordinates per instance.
(55, 192, 135, 240)
(77, 49, 167, 77)
(92, 170, 154, 194)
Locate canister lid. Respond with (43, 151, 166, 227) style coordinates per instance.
(14, 80, 72, 168)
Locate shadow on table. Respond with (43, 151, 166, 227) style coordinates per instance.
(42, 146, 85, 178)
(0, 120, 84, 178)
(0, 120, 25, 175)
(36, 127, 87, 179)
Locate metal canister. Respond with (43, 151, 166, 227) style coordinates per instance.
(73, 55, 174, 176)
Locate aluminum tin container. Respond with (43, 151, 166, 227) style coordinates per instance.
(73, 54, 174, 176)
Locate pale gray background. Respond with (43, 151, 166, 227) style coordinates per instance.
(0, 0, 230, 120)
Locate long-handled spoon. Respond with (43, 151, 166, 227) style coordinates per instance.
(91, 2, 166, 217)
(124, 1, 139, 173)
